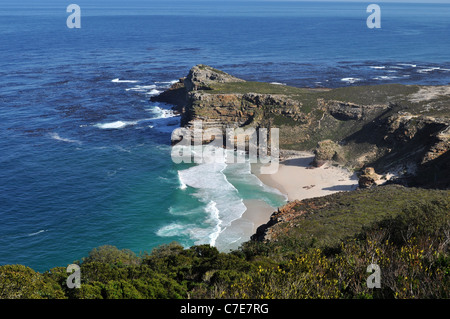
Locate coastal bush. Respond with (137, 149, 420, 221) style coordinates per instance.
(217, 197, 450, 299)
(316, 198, 450, 299)
(0, 265, 65, 299)
(82, 245, 140, 266)
(220, 248, 341, 299)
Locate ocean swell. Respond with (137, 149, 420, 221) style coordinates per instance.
(158, 148, 247, 248)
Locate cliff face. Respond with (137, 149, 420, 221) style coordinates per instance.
(154, 65, 306, 129)
(153, 65, 450, 188)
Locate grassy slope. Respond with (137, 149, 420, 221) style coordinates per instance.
(264, 185, 450, 251)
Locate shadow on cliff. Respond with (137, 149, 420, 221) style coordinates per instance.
(341, 104, 448, 187)
(410, 150, 450, 189)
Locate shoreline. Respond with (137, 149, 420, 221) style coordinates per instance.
(218, 151, 359, 249)
(254, 152, 358, 202)
(215, 199, 277, 251)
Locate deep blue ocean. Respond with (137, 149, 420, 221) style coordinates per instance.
(1, 0, 449, 272)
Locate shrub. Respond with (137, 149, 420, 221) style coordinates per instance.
(0, 265, 65, 299)
(82, 245, 140, 266)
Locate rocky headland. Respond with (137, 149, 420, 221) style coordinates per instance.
(153, 64, 450, 244)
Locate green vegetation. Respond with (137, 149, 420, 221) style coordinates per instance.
(320, 84, 420, 106)
(206, 82, 423, 113)
(0, 186, 448, 299)
(266, 185, 450, 250)
(208, 81, 312, 96)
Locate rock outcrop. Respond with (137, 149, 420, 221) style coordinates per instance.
(318, 98, 385, 121)
(312, 139, 343, 167)
(184, 64, 245, 92)
(358, 167, 380, 189)
(251, 201, 307, 242)
(153, 65, 308, 147)
(251, 185, 450, 245)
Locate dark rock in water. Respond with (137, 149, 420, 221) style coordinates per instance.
(150, 78, 187, 112)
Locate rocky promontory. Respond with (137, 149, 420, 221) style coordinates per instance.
(153, 64, 450, 189)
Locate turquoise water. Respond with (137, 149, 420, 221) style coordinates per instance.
(1, 1, 449, 272)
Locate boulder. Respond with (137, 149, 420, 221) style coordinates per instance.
(312, 139, 342, 167)
(358, 167, 380, 188)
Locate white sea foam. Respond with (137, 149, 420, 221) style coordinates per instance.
(176, 147, 247, 247)
(144, 105, 180, 133)
(146, 89, 162, 96)
(27, 229, 48, 237)
(398, 63, 417, 68)
(373, 75, 400, 80)
(157, 147, 287, 249)
(124, 84, 162, 96)
(270, 82, 286, 85)
(94, 104, 178, 132)
(369, 66, 386, 69)
(156, 223, 188, 237)
(49, 133, 82, 145)
(178, 171, 187, 190)
(417, 67, 441, 73)
(125, 85, 157, 92)
(112, 78, 139, 83)
(155, 80, 179, 86)
(95, 120, 139, 129)
(150, 106, 177, 119)
(205, 201, 222, 246)
(341, 77, 361, 84)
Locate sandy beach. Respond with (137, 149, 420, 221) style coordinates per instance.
(254, 152, 359, 202)
(216, 198, 278, 251)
